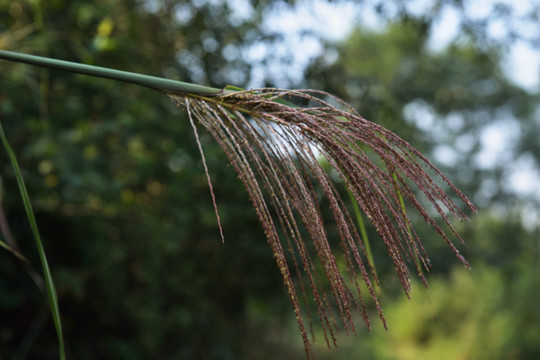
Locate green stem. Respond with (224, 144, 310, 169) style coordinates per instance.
(0, 120, 66, 360)
(347, 190, 381, 296)
(0, 50, 222, 95)
(0, 238, 30, 263)
(392, 173, 424, 278)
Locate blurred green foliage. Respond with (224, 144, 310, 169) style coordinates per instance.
(313, 212, 540, 360)
(1, 1, 295, 358)
(1, 1, 539, 359)
(306, 19, 537, 209)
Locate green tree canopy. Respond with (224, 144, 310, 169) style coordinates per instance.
(306, 19, 539, 211)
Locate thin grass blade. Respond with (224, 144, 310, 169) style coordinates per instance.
(0, 120, 66, 360)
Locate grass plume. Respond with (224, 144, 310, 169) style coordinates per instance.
(0, 51, 476, 359)
(170, 88, 476, 358)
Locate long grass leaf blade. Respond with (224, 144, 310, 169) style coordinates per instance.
(0, 120, 66, 360)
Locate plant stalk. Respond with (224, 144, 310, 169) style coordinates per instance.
(0, 50, 222, 95)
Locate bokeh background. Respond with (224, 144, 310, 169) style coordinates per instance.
(1, 0, 539, 359)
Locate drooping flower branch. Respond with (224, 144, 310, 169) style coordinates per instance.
(0, 50, 476, 359)
(171, 88, 476, 358)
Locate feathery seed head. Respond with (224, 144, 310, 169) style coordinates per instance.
(169, 88, 476, 359)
